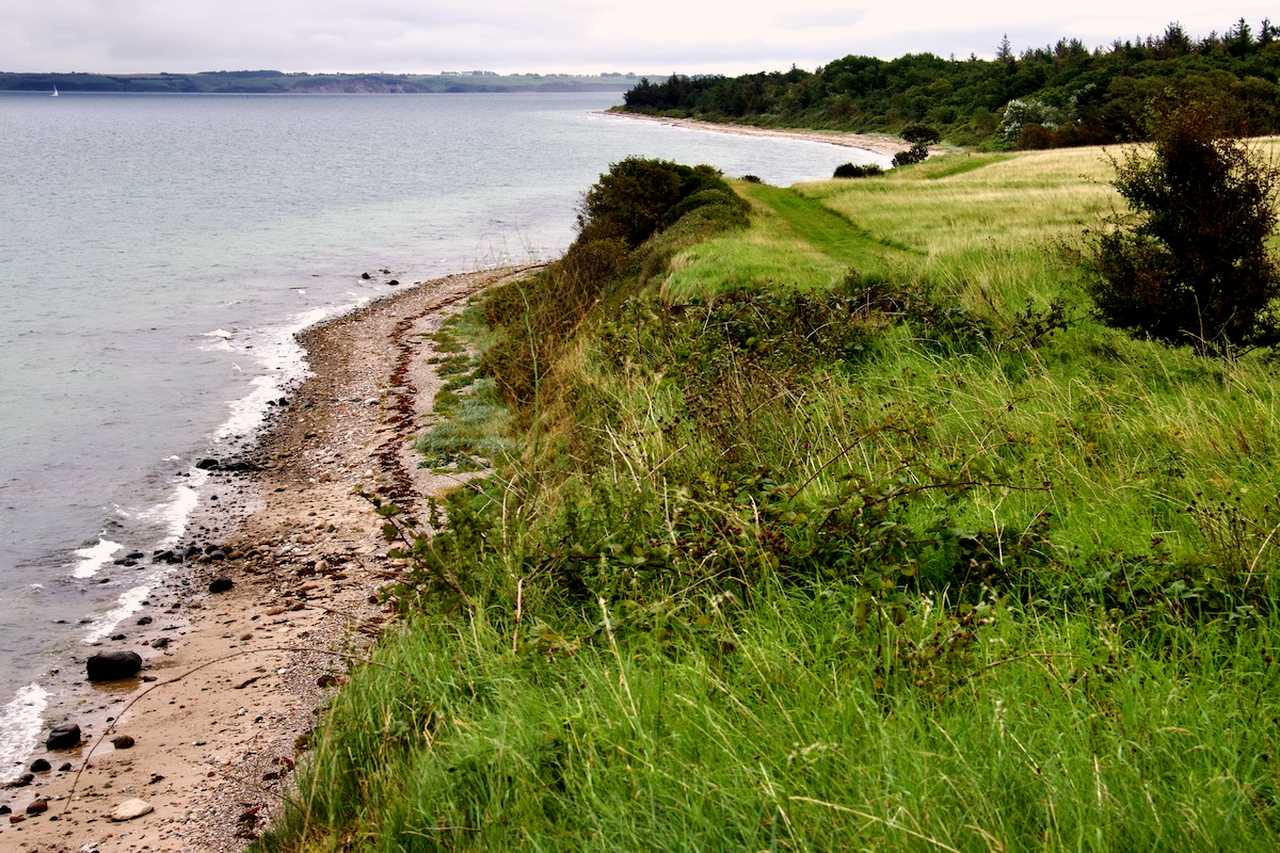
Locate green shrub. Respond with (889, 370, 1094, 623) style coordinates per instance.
(833, 162, 885, 178)
(482, 159, 747, 408)
(890, 142, 929, 168)
(577, 157, 726, 247)
(1085, 103, 1280, 355)
(900, 122, 941, 145)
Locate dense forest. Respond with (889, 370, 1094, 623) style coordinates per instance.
(622, 19, 1280, 148)
(0, 69, 641, 95)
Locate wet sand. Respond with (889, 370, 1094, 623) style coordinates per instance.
(1, 266, 538, 851)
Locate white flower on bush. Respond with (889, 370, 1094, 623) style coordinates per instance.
(999, 98, 1063, 145)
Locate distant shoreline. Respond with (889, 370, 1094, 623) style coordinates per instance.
(0, 69, 642, 96)
(601, 109, 912, 158)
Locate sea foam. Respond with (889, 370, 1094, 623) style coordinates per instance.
(0, 684, 49, 783)
(71, 535, 122, 579)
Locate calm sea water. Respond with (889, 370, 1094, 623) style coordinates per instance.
(0, 90, 883, 776)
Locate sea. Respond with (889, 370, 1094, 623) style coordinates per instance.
(0, 90, 885, 778)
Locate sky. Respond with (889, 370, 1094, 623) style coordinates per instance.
(3, 1, 1277, 75)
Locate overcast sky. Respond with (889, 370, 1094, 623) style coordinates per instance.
(3, 2, 1276, 75)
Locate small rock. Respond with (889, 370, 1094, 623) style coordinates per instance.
(0, 805, 8, 815)
(58, 763, 72, 772)
(110, 735, 135, 750)
(387, 279, 400, 286)
(360, 272, 371, 280)
(110, 798, 153, 822)
(208, 576, 234, 594)
(9, 814, 24, 824)
(46, 722, 81, 750)
(30, 758, 50, 773)
(136, 615, 153, 626)
(87, 651, 142, 681)
(26, 799, 48, 815)
(195, 458, 221, 471)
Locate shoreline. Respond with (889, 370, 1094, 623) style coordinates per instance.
(2, 265, 537, 851)
(600, 109, 912, 158)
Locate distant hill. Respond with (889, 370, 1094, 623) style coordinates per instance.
(0, 70, 645, 94)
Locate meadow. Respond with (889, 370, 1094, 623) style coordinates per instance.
(258, 142, 1280, 851)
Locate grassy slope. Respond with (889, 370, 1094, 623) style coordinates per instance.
(259, 146, 1280, 851)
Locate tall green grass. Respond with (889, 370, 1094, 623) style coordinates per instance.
(258, 146, 1280, 851)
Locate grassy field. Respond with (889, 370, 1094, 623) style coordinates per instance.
(258, 144, 1280, 851)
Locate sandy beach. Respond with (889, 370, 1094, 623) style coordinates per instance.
(1, 266, 536, 852)
(602, 109, 914, 158)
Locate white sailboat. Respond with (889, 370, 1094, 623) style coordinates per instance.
(51, 84, 59, 97)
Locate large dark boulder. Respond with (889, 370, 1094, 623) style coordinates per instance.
(45, 722, 81, 750)
(87, 650, 143, 682)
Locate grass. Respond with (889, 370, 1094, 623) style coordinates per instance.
(416, 307, 513, 473)
(257, 145, 1280, 851)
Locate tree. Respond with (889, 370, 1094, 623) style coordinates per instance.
(996, 34, 1015, 65)
(900, 123, 941, 145)
(1085, 104, 1280, 355)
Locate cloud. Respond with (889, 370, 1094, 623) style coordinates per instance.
(1, 0, 1275, 74)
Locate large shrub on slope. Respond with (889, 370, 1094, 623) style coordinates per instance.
(1087, 103, 1280, 356)
(482, 158, 747, 407)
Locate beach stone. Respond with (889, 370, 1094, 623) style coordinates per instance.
(111, 735, 135, 750)
(25, 799, 48, 815)
(110, 798, 153, 822)
(0, 805, 8, 815)
(387, 279, 400, 286)
(5, 772, 33, 789)
(87, 650, 143, 681)
(195, 458, 221, 471)
(360, 272, 371, 280)
(208, 576, 234, 593)
(9, 814, 24, 824)
(46, 722, 81, 750)
(58, 763, 72, 772)
(30, 758, 50, 773)
(136, 615, 153, 625)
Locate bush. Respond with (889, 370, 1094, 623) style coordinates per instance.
(998, 98, 1062, 147)
(740, 174, 762, 183)
(483, 159, 748, 408)
(577, 158, 725, 247)
(660, 188, 748, 229)
(900, 123, 941, 145)
(833, 162, 885, 178)
(891, 143, 929, 168)
(1085, 103, 1280, 355)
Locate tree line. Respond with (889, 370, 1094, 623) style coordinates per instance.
(622, 19, 1280, 148)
